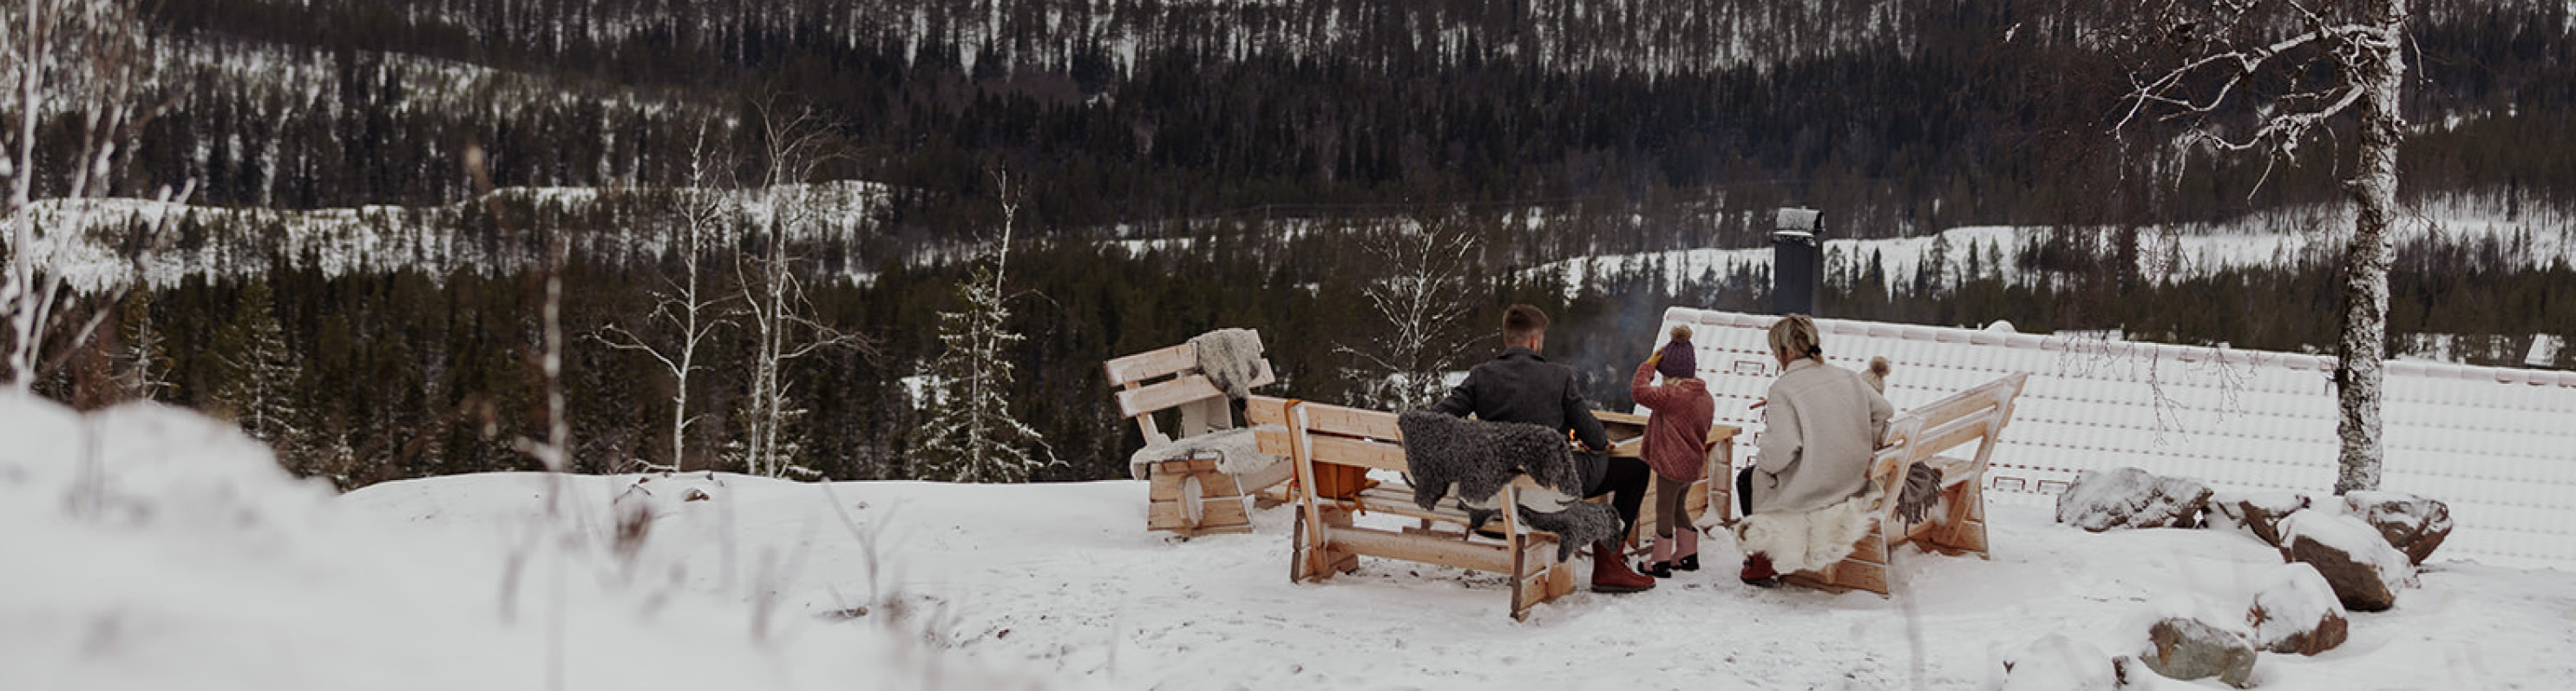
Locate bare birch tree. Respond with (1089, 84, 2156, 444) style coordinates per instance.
(1334, 213, 1484, 410)
(598, 126, 734, 472)
(732, 99, 868, 478)
(2, 0, 173, 394)
(2114, 0, 2409, 493)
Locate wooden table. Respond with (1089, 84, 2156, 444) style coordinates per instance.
(1590, 410, 1741, 543)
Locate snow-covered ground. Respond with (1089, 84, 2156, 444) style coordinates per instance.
(8, 395, 2573, 689)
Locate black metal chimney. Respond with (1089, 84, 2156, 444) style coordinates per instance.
(1773, 207, 1823, 316)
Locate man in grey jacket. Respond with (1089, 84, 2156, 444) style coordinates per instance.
(1432, 305, 1656, 593)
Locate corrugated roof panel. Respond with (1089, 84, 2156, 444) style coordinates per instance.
(1663, 306, 2576, 568)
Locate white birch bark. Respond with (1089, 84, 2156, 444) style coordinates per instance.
(2334, 0, 2407, 494)
(598, 141, 731, 471)
(2118, 0, 2411, 494)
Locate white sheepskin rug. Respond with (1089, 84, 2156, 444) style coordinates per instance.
(1732, 490, 1884, 574)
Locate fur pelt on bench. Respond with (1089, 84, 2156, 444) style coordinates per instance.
(1189, 328, 1265, 399)
(1396, 411, 1621, 561)
(1729, 487, 1883, 574)
(1125, 427, 1281, 480)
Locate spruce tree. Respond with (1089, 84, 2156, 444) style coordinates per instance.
(114, 291, 174, 401)
(209, 280, 301, 445)
(914, 265, 1046, 483)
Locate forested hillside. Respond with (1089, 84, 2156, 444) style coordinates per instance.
(11, 0, 2574, 489)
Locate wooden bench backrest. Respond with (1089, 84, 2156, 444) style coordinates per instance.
(1248, 398, 1407, 472)
(1105, 340, 1275, 444)
(1867, 372, 2029, 494)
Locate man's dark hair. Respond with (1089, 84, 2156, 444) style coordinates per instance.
(1503, 304, 1550, 346)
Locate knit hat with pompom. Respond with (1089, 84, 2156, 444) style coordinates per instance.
(1656, 326, 1697, 379)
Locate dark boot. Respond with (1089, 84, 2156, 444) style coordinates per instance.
(1590, 541, 1655, 593)
(1740, 552, 1781, 589)
(1674, 554, 1701, 571)
(1642, 535, 1674, 578)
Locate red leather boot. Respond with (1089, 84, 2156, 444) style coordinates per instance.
(1740, 552, 1782, 588)
(1590, 541, 1655, 593)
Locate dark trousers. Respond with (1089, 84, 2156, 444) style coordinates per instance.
(1736, 466, 1757, 517)
(1583, 455, 1652, 542)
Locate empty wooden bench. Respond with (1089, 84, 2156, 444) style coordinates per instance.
(1711, 372, 2029, 596)
(1247, 396, 1582, 621)
(1105, 339, 1285, 537)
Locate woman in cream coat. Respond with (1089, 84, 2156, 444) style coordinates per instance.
(1734, 314, 1892, 586)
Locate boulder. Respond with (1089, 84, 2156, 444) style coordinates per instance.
(2208, 491, 2311, 547)
(2139, 617, 2258, 688)
(2279, 510, 2417, 612)
(2343, 491, 2454, 565)
(2000, 634, 2122, 691)
(2055, 467, 2213, 531)
(2246, 563, 2350, 655)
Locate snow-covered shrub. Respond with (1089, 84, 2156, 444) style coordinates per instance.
(1998, 634, 2121, 691)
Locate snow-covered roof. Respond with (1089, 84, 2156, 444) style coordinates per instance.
(1774, 207, 1823, 234)
(1651, 306, 2576, 568)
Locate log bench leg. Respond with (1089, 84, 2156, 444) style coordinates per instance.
(1150, 457, 1255, 537)
(1924, 478, 1990, 558)
(1292, 505, 1360, 582)
(1789, 523, 1893, 597)
(1511, 534, 1574, 621)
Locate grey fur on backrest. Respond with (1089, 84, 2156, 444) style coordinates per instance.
(1397, 411, 1585, 510)
(1398, 411, 1608, 562)
(1190, 328, 1265, 399)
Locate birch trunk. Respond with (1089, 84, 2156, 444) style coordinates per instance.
(2333, 0, 2407, 495)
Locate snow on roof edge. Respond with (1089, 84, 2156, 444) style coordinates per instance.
(1661, 306, 2576, 386)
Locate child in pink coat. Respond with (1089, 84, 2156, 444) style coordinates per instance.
(1631, 326, 1717, 576)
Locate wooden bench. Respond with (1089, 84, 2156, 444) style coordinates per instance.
(1247, 396, 1578, 620)
(1248, 397, 1738, 619)
(1105, 339, 1284, 537)
(1710, 372, 2028, 596)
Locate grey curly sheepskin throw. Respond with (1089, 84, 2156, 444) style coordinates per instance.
(1397, 411, 1585, 508)
(1396, 411, 1615, 561)
(1189, 328, 1265, 399)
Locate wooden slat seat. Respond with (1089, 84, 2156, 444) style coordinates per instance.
(1106, 338, 1284, 537)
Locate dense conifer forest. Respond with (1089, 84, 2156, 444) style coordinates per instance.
(12, 0, 2574, 487)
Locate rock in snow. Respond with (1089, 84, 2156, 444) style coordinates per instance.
(2247, 563, 2350, 655)
(1999, 634, 2122, 691)
(2280, 509, 2418, 612)
(2209, 490, 2312, 547)
(2343, 490, 2455, 565)
(2056, 466, 2212, 531)
(2140, 616, 2258, 688)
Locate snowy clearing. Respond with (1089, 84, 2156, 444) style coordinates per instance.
(6, 395, 2573, 689)
(1540, 197, 2576, 298)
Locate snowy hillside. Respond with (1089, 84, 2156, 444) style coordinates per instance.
(1543, 196, 2576, 297)
(23, 182, 888, 293)
(8, 396, 2572, 688)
